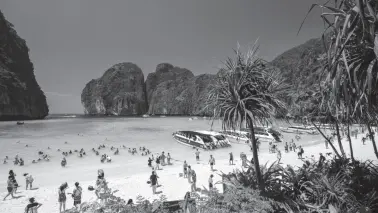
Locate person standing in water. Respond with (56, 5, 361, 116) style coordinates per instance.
(209, 155, 215, 171)
(195, 149, 200, 161)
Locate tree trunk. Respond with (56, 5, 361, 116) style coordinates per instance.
(346, 122, 354, 161)
(247, 117, 264, 192)
(312, 121, 342, 159)
(367, 123, 378, 159)
(335, 121, 346, 158)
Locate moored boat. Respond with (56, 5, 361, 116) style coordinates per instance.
(172, 130, 231, 150)
(280, 126, 318, 135)
(16, 121, 24, 125)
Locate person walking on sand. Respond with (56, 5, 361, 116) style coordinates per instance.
(9, 170, 18, 193)
(195, 149, 200, 161)
(277, 150, 282, 163)
(208, 174, 214, 192)
(3, 176, 15, 201)
(150, 171, 158, 195)
(183, 161, 188, 178)
(155, 156, 160, 170)
(161, 152, 166, 166)
(209, 155, 215, 171)
(25, 197, 42, 213)
(72, 182, 82, 212)
(24, 173, 34, 190)
(191, 170, 197, 192)
(58, 183, 68, 213)
(229, 152, 234, 165)
(167, 153, 171, 165)
(187, 166, 192, 183)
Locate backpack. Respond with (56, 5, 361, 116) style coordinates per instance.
(73, 187, 82, 199)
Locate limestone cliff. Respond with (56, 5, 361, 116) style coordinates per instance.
(0, 11, 48, 121)
(145, 63, 194, 104)
(146, 63, 215, 115)
(81, 62, 147, 115)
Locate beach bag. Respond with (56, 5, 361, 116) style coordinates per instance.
(88, 186, 94, 191)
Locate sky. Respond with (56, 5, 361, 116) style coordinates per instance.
(1, 0, 327, 114)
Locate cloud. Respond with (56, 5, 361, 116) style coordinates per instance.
(44, 91, 78, 97)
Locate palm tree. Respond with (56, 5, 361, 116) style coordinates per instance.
(207, 42, 288, 191)
(299, 0, 378, 159)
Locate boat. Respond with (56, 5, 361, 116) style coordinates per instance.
(280, 126, 318, 135)
(220, 127, 282, 144)
(142, 114, 150, 118)
(16, 121, 24, 125)
(218, 130, 250, 144)
(241, 127, 283, 143)
(172, 130, 231, 150)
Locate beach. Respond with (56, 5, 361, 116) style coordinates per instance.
(0, 116, 376, 213)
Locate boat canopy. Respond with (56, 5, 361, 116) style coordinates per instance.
(177, 131, 213, 143)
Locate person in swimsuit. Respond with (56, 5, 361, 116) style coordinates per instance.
(229, 152, 234, 165)
(167, 153, 171, 165)
(58, 183, 68, 213)
(209, 155, 215, 171)
(183, 161, 188, 178)
(72, 182, 82, 211)
(195, 149, 200, 161)
(9, 170, 18, 193)
(3, 176, 15, 201)
(208, 174, 214, 191)
(25, 197, 42, 213)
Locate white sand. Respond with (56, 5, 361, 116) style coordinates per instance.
(0, 120, 377, 213)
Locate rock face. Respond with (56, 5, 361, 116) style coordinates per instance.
(145, 63, 194, 104)
(0, 11, 48, 121)
(269, 37, 326, 117)
(146, 63, 215, 115)
(81, 63, 147, 115)
(81, 62, 216, 116)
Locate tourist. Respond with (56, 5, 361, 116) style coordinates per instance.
(25, 197, 42, 213)
(284, 142, 289, 153)
(277, 150, 282, 163)
(150, 171, 158, 195)
(183, 161, 188, 178)
(167, 153, 171, 165)
(195, 149, 200, 161)
(61, 157, 67, 167)
(208, 174, 214, 191)
(325, 138, 329, 149)
(161, 152, 166, 166)
(191, 170, 197, 192)
(9, 170, 18, 193)
(209, 155, 215, 171)
(187, 165, 192, 183)
(297, 146, 304, 159)
(229, 152, 234, 165)
(58, 183, 68, 213)
(318, 153, 326, 167)
(24, 173, 34, 190)
(3, 176, 15, 201)
(155, 156, 160, 170)
(19, 158, 24, 166)
(72, 182, 82, 212)
(148, 157, 152, 167)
